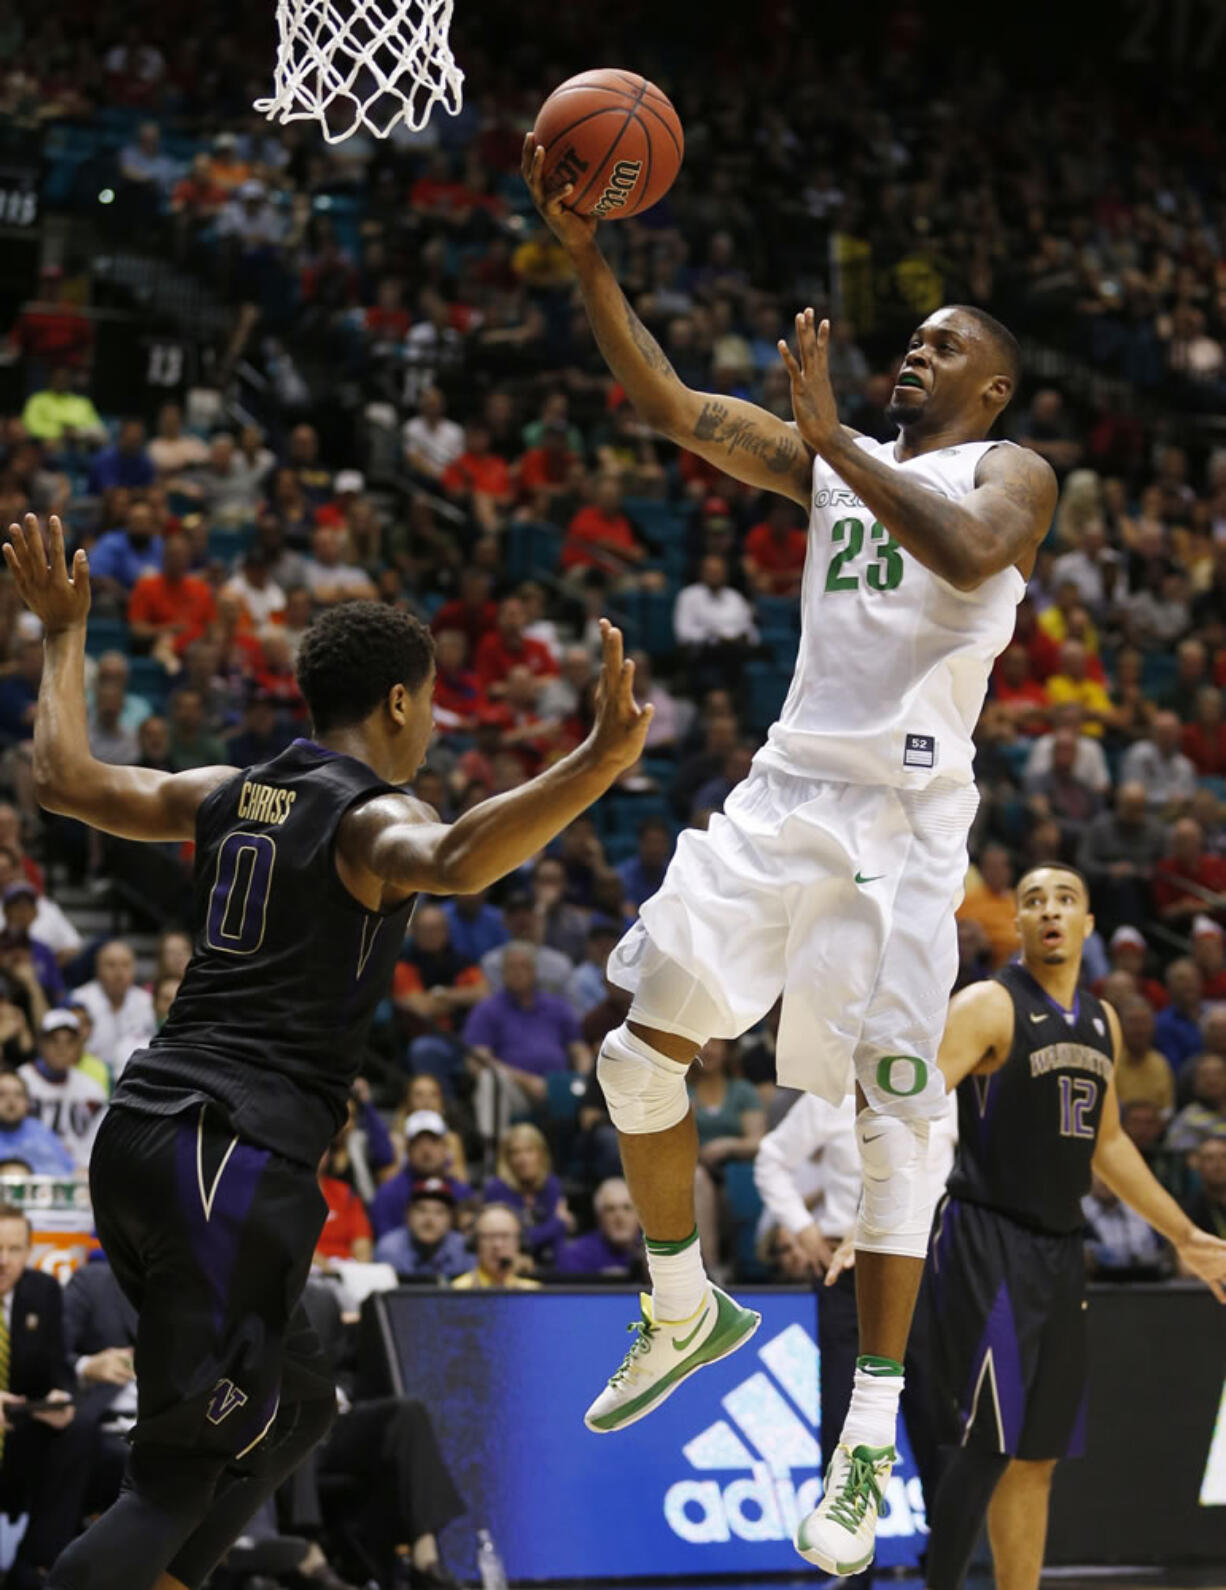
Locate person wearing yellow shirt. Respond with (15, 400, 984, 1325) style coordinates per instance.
(1038, 582, 1100, 654)
(956, 844, 1022, 970)
(1044, 641, 1120, 738)
(1114, 994, 1176, 1114)
(451, 1203, 542, 1290)
(20, 366, 107, 447)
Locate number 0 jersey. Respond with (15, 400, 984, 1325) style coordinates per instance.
(945, 963, 1115, 1235)
(757, 436, 1024, 789)
(114, 739, 415, 1167)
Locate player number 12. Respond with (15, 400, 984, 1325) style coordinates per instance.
(1057, 1075, 1098, 1140)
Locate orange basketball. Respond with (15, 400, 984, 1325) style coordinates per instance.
(532, 69, 684, 221)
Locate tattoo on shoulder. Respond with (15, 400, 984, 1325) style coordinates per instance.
(692, 400, 801, 477)
(624, 298, 676, 377)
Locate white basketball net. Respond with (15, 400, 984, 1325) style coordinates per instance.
(255, 0, 464, 143)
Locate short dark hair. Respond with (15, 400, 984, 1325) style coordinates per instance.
(296, 603, 435, 732)
(947, 305, 1022, 395)
(0, 1201, 31, 1239)
(1015, 862, 1089, 903)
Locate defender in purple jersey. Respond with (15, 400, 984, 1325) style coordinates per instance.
(5, 514, 652, 1590)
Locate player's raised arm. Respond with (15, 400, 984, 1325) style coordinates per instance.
(4, 515, 233, 842)
(779, 310, 1058, 589)
(522, 137, 814, 509)
(1092, 1001, 1226, 1301)
(340, 619, 653, 899)
(936, 977, 1014, 1092)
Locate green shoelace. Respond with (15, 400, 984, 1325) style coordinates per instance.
(609, 1313, 656, 1386)
(826, 1451, 886, 1533)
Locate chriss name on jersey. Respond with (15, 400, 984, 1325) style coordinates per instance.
(1028, 1043, 1113, 1082)
(236, 781, 298, 826)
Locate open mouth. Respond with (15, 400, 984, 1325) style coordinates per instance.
(895, 371, 925, 390)
(1041, 926, 1064, 949)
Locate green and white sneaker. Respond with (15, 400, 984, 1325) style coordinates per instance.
(584, 1286, 761, 1434)
(794, 1442, 896, 1574)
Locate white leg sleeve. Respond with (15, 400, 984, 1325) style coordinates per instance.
(596, 1023, 691, 1136)
(853, 1109, 937, 1259)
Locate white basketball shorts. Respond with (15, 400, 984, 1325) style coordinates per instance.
(606, 763, 979, 1120)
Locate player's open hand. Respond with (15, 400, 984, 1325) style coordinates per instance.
(1178, 1227, 1226, 1303)
(823, 1235, 856, 1286)
(778, 308, 842, 454)
(521, 135, 599, 254)
(588, 618, 654, 772)
(4, 513, 91, 636)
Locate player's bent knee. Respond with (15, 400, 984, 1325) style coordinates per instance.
(597, 1022, 691, 1135)
(853, 1110, 935, 1259)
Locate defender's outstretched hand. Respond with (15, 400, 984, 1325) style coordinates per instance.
(4, 514, 91, 635)
(1178, 1227, 1226, 1303)
(522, 134, 599, 254)
(778, 308, 842, 453)
(588, 618, 654, 771)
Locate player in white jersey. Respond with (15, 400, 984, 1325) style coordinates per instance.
(524, 143, 1058, 1575)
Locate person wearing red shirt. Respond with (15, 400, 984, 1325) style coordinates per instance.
(1182, 686, 1226, 776)
(517, 422, 579, 511)
(127, 534, 216, 657)
(432, 628, 488, 731)
(316, 1169, 374, 1262)
(431, 569, 498, 657)
(1191, 915, 1226, 1000)
(441, 423, 514, 534)
(1012, 596, 1062, 682)
(1153, 817, 1226, 928)
(1096, 926, 1169, 1012)
(562, 477, 648, 580)
(989, 644, 1049, 736)
(474, 596, 558, 696)
(11, 267, 94, 370)
(742, 501, 808, 597)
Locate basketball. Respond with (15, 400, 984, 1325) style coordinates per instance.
(532, 69, 684, 221)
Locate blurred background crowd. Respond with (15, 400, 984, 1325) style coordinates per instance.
(0, 0, 1222, 1575)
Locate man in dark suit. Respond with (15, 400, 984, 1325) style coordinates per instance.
(0, 1202, 96, 1590)
(61, 1253, 139, 1511)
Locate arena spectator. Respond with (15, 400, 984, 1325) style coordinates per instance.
(1181, 688, 1226, 776)
(0, 634, 45, 747)
(1100, 926, 1167, 1011)
(441, 888, 508, 966)
(128, 534, 216, 658)
(1153, 818, 1226, 928)
(0, 1071, 74, 1175)
(1166, 1055, 1226, 1153)
(392, 904, 488, 1086)
(223, 548, 287, 628)
(1078, 782, 1166, 933)
(464, 942, 590, 1136)
(20, 367, 106, 448)
(1018, 388, 1083, 476)
(430, 570, 497, 659)
(373, 1177, 469, 1282)
(562, 476, 649, 583)
(368, 1111, 473, 1242)
(0, 847, 80, 966)
(440, 421, 513, 534)
(194, 432, 267, 523)
(473, 596, 558, 693)
(2, 882, 65, 1004)
(1154, 959, 1206, 1075)
(1044, 642, 1118, 737)
(19, 1010, 106, 1171)
(146, 402, 208, 479)
(1023, 704, 1111, 796)
(1191, 915, 1226, 999)
(479, 892, 573, 997)
(483, 1123, 573, 1265)
(530, 856, 589, 964)
(317, 1139, 375, 1263)
(742, 499, 807, 598)
(1083, 1173, 1167, 1277)
(616, 817, 673, 909)
(957, 844, 1021, 969)
(674, 554, 758, 691)
(1184, 1138, 1226, 1236)
(88, 499, 164, 605)
(986, 645, 1048, 739)
(88, 419, 154, 496)
(403, 386, 465, 481)
(555, 1177, 644, 1280)
(88, 678, 139, 766)
(0, 1203, 93, 1588)
(1114, 997, 1175, 1115)
(566, 918, 623, 1016)
(73, 940, 156, 1074)
(452, 1203, 541, 1291)
(303, 526, 378, 606)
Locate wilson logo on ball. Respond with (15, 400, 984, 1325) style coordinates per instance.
(591, 159, 643, 217)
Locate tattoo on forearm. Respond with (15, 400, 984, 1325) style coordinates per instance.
(623, 298, 676, 377)
(692, 400, 800, 476)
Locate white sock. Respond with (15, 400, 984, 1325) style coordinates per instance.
(838, 1361, 904, 1453)
(645, 1227, 708, 1323)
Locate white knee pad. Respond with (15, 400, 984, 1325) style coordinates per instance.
(854, 1109, 936, 1258)
(597, 1023, 691, 1135)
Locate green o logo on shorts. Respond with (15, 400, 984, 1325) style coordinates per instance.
(876, 1055, 929, 1097)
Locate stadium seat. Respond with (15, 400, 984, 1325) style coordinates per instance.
(756, 595, 801, 633)
(745, 661, 790, 733)
(126, 657, 169, 709)
(1141, 652, 1177, 699)
(84, 617, 130, 657)
(206, 527, 252, 566)
(724, 1161, 769, 1282)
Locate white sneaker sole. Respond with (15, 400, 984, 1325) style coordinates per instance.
(584, 1308, 761, 1434)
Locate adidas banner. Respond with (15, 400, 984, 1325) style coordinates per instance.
(365, 1288, 927, 1581)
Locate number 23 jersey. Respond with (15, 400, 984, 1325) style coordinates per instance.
(946, 962, 1115, 1235)
(114, 739, 415, 1167)
(758, 436, 1024, 790)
